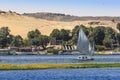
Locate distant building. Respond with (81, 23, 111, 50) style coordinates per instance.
(49, 37, 76, 51)
(63, 44, 76, 51)
(49, 37, 56, 45)
(0, 49, 10, 55)
(49, 37, 63, 45)
(48, 37, 63, 49)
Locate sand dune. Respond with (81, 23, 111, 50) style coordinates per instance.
(0, 11, 119, 38)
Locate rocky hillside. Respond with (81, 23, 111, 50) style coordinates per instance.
(0, 10, 119, 38)
(23, 12, 120, 22)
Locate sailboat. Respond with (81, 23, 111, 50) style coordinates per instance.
(76, 27, 94, 60)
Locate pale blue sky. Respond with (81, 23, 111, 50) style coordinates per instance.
(0, 0, 120, 16)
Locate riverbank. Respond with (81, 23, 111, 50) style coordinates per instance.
(0, 63, 120, 70)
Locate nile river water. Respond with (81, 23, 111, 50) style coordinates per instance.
(0, 54, 120, 64)
(0, 54, 120, 80)
(0, 68, 120, 80)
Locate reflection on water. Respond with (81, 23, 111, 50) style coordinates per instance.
(0, 54, 120, 64)
(0, 68, 120, 80)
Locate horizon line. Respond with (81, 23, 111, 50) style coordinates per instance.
(1, 10, 120, 17)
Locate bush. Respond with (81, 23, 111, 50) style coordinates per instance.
(47, 49, 59, 55)
(96, 45, 105, 51)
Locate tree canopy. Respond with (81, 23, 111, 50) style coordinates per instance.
(0, 27, 11, 48)
(50, 29, 70, 41)
(11, 35, 23, 47)
(0, 25, 119, 51)
(27, 29, 49, 49)
(50, 29, 61, 39)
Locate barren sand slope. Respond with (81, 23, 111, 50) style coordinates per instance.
(0, 12, 119, 38)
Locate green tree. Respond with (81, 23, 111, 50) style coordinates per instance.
(23, 39, 32, 46)
(94, 26, 105, 45)
(27, 31, 35, 39)
(40, 35, 50, 49)
(88, 27, 95, 43)
(27, 29, 50, 49)
(0, 27, 10, 36)
(60, 29, 70, 41)
(103, 27, 117, 48)
(103, 38, 111, 48)
(11, 35, 23, 47)
(50, 29, 61, 39)
(7, 35, 14, 47)
(0, 27, 11, 48)
(70, 36, 78, 45)
(116, 33, 120, 45)
(28, 29, 41, 39)
(72, 25, 80, 36)
(27, 29, 41, 46)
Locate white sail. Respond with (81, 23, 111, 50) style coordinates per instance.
(77, 27, 94, 55)
(89, 43, 94, 55)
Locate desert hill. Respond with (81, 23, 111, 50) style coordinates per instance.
(23, 12, 120, 22)
(0, 10, 119, 38)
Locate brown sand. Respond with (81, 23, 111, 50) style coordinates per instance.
(0, 12, 119, 38)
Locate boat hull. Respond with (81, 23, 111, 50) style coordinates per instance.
(77, 55, 94, 60)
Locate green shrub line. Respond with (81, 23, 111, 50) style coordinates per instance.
(0, 63, 120, 70)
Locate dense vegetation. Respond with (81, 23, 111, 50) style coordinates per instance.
(0, 63, 120, 70)
(0, 24, 120, 52)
